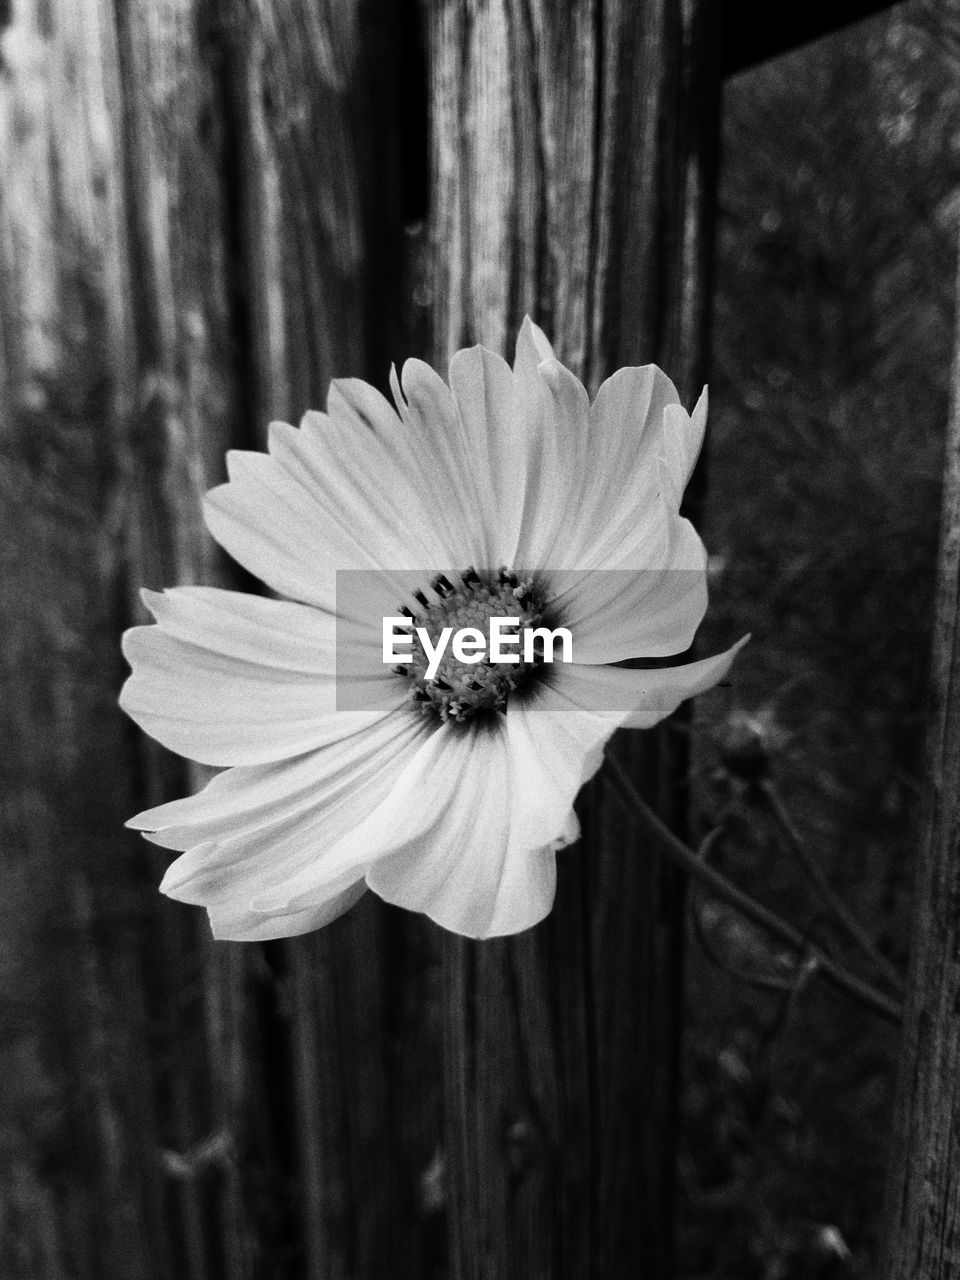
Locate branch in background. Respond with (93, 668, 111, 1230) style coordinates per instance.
(605, 755, 903, 1026)
(757, 779, 905, 996)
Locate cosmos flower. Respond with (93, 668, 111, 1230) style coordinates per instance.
(120, 319, 745, 941)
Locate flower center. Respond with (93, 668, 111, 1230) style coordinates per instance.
(396, 569, 546, 723)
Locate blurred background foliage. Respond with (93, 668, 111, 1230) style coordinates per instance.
(685, 3, 960, 1276)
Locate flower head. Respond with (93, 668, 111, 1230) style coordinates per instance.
(120, 319, 746, 940)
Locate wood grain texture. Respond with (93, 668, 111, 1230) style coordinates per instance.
(214, 5, 443, 1277)
(428, 1, 722, 1276)
(0, 3, 228, 1275)
(430, 0, 718, 400)
(212, 0, 408, 423)
(1, 1, 420, 1276)
(880, 238, 960, 1279)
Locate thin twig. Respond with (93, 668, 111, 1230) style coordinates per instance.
(605, 756, 903, 1026)
(688, 827, 806, 994)
(689, 890, 797, 994)
(758, 780, 905, 996)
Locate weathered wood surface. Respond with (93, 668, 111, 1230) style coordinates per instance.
(0, 1, 429, 1277)
(429, 1, 721, 1276)
(1, 4, 238, 1276)
(212, 6, 442, 1279)
(880, 236, 960, 1279)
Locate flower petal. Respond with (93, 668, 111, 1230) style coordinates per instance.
(294, 380, 466, 568)
(203, 382, 478, 607)
(143, 704, 433, 938)
(255, 718, 558, 939)
(548, 364, 696, 570)
(442, 322, 592, 571)
(393, 357, 493, 567)
(660, 387, 707, 509)
(511, 354, 593, 567)
(447, 344, 528, 566)
(270, 418, 436, 572)
(135, 586, 334, 669)
(546, 635, 749, 730)
(504, 637, 749, 855)
(202, 450, 346, 610)
(129, 707, 404, 849)
(552, 517, 709, 664)
(120, 588, 396, 766)
(207, 881, 367, 942)
(363, 721, 558, 937)
(502, 354, 705, 575)
(512, 315, 556, 382)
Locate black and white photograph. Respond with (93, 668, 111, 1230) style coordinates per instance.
(1, 1, 958, 1277)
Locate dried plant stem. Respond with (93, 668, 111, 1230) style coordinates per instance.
(606, 755, 903, 1026)
(758, 780, 905, 996)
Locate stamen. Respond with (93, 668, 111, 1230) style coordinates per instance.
(392, 568, 549, 724)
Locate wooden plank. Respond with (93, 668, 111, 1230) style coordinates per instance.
(428, 1, 722, 1275)
(0, 4, 177, 1275)
(880, 235, 960, 1279)
(0, 0, 268, 1273)
(210, 4, 442, 1277)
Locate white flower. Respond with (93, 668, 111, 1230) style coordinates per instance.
(120, 319, 746, 941)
